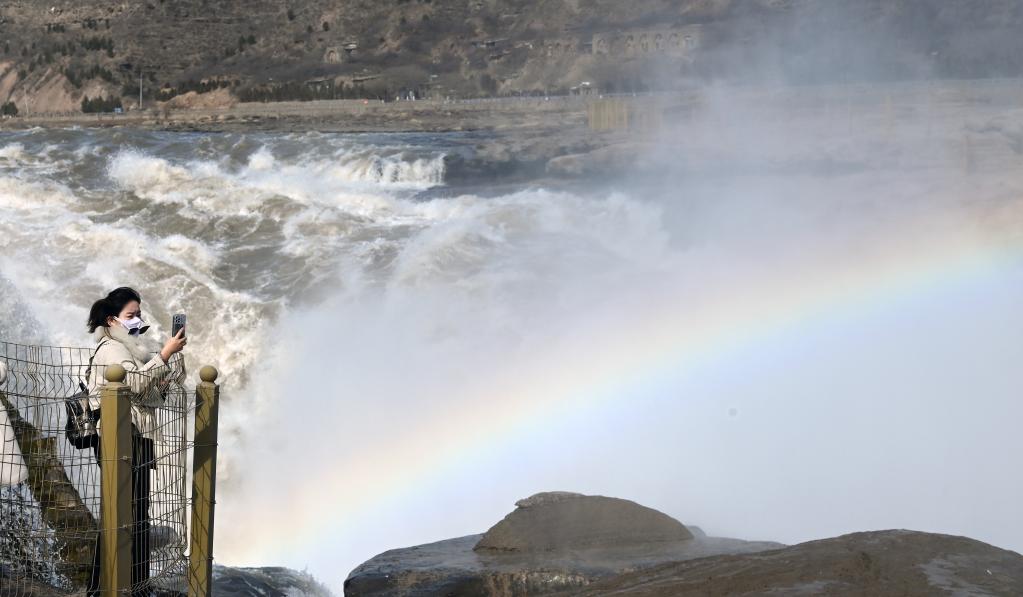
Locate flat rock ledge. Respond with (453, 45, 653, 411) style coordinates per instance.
(475, 492, 693, 552)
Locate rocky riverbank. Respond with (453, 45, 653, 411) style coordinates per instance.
(566, 530, 1023, 596)
(344, 492, 1023, 597)
(0, 96, 590, 134)
(344, 492, 784, 596)
(9, 77, 1023, 192)
(0, 94, 643, 187)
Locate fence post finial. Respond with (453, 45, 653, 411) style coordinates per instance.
(189, 365, 221, 597)
(199, 365, 218, 383)
(104, 364, 126, 383)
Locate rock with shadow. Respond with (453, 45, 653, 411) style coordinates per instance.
(345, 491, 1023, 596)
(343, 491, 782, 596)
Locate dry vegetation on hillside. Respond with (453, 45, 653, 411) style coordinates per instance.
(2, 0, 1023, 114)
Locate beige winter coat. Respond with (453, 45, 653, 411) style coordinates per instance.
(87, 325, 185, 440)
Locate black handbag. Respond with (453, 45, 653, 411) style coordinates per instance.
(65, 381, 99, 449)
(65, 339, 107, 449)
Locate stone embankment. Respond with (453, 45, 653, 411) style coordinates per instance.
(1, 96, 590, 134)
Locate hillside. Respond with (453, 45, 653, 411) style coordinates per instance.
(2, 0, 1023, 115)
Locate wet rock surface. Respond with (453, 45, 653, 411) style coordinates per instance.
(344, 533, 783, 597)
(565, 530, 1023, 597)
(346, 493, 1023, 596)
(207, 566, 334, 597)
(151, 565, 334, 596)
(0, 565, 333, 597)
(344, 493, 782, 596)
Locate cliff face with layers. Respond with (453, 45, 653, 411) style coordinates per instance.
(2, 0, 1023, 114)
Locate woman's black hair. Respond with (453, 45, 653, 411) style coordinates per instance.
(87, 287, 143, 333)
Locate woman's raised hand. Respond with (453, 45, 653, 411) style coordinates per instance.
(160, 327, 187, 363)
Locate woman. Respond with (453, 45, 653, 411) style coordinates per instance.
(85, 286, 186, 597)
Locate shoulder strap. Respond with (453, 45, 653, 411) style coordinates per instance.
(83, 337, 111, 386)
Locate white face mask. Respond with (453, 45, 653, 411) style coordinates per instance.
(118, 316, 150, 336)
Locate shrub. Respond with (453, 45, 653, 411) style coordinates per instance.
(66, 65, 116, 88)
(238, 80, 371, 102)
(81, 36, 114, 52)
(479, 73, 498, 95)
(81, 95, 123, 113)
(0, 101, 18, 116)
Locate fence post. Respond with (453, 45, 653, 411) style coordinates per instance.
(100, 364, 132, 596)
(189, 366, 220, 597)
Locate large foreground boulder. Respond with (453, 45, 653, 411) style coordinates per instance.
(345, 492, 781, 596)
(566, 530, 1023, 596)
(474, 492, 693, 552)
(346, 493, 1023, 596)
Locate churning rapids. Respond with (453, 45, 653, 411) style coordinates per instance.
(0, 129, 655, 374)
(2, 112, 1023, 588)
(0, 128, 675, 578)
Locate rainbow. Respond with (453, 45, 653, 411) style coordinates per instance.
(217, 206, 1023, 571)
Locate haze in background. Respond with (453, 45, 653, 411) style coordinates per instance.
(222, 78, 1023, 586)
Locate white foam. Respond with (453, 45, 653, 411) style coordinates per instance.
(0, 143, 26, 161)
(0, 164, 268, 384)
(247, 147, 277, 171)
(327, 151, 445, 187)
(107, 150, 203, 204)
(0, 176, 76, 212)
(1, 132, 675, 547)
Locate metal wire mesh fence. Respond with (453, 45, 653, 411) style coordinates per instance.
(0, 341, 190, 596)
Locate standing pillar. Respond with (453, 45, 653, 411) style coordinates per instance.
(100, 364, 132, 596)
(188, 366, 220, 597)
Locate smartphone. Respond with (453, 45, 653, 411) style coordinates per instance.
(172, 314, 187, 337)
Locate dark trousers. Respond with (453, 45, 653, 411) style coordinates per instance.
(88, 435, 154, 597)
